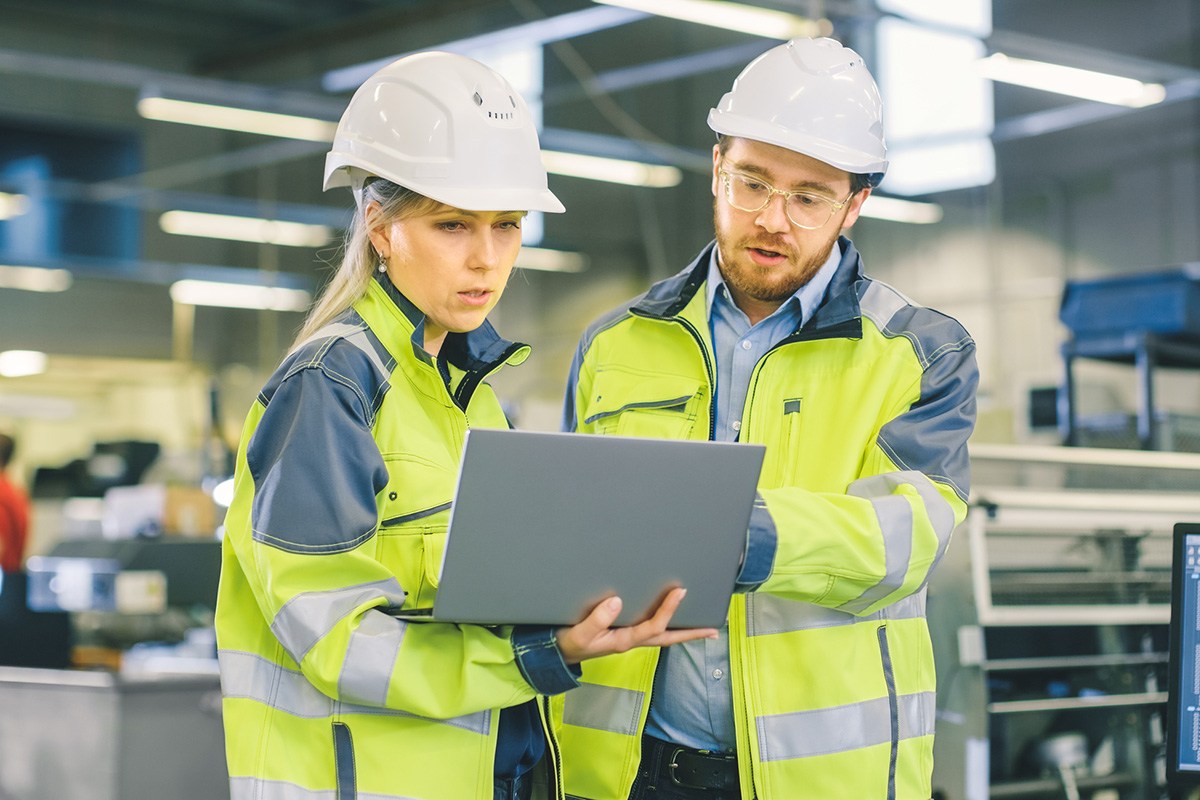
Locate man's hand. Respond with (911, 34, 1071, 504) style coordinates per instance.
(555, 588, 719, 665)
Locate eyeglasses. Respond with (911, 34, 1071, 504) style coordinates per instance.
(718, 167, 853, 230)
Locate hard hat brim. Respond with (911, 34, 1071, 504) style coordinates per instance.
(324, 158, 564, 214)
(708, 109, 889, 177)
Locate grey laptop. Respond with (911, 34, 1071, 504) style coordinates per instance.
(395, 428, 765, 629)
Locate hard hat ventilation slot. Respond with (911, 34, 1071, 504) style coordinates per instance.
(472, 92, 483, 106)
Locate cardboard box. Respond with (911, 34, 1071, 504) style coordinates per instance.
(102, 484, 217, 539)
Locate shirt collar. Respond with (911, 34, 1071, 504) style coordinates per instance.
(704, 240, 843, 329)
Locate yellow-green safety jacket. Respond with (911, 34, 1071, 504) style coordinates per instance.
(557, 238, 978, 800)
(216, 276, 576, 800)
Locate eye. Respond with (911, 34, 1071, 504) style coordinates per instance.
(791, 193, 822, 208)
(497, 219, 522, 231)
(739, 176, 768, 193)
(437, 220, 467, 232)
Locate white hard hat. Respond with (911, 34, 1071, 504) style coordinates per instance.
(324, 51, 564, 213)
(708, 37, 888, 186)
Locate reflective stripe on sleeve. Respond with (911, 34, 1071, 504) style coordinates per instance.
(218, 649, 490, 734)
(338, 610, 406, 706)
(756, 691, 934, 762)
(270, 578, 407, 661)
(838, 472, 953, 614)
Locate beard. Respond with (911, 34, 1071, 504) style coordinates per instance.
(713, 206, 841, 306)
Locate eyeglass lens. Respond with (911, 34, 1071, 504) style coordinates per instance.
(725, 172, 835, 229)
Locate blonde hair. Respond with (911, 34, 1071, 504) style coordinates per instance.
(292, 180, 440, 350)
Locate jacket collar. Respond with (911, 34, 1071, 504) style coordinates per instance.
(632, 235, 866, 337)
(366, 274, 529, 373)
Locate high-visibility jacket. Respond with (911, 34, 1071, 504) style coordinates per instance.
(216, 276, 571, 800)
(557, 238, 978, 800)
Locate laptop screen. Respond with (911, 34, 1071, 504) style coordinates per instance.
(1167, 522, 1200, 786)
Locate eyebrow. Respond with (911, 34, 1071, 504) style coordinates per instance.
(728, 161, 837, 195)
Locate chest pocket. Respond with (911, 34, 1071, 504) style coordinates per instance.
(376, 452, 455, 610)
(583, 371, 705, 439)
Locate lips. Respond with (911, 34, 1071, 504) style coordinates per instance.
(458, 289, 493, 307)
(747, 246, 788, 266)
(742, 237, 791, 263)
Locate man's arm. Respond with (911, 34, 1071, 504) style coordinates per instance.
(742, 338, 977, 615)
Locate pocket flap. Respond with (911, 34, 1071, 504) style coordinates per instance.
(584, 371, 703, 425)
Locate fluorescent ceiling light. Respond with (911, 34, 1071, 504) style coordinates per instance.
(877, 0, 991, 37)
(978, 53, 1166, 108)
(140, 96, 681, 190)
(0, 192, 28, 220)
(160, 210, 334, 247)
(592, 0, 828, 39)
(542, 150, 681, 187)
(860, 196, 944, 224)
(170, 279, 312, 312)
(0, 350, 48, 378)
(212, 478, 235, 508)
(325, 6, 648, 92)
(138, 96, 338, 142)
(881, 137, 996, 196)
(516, 247, 588, 273)
(0, 264, 72, 292)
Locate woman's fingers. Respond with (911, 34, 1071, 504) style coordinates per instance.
(555, 588, 719, 664)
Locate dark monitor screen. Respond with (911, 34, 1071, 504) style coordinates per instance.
(1167, 522, 1200, 787)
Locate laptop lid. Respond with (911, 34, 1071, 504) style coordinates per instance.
(417, 428, 765, 629)
(1166, 521, 1200, 788)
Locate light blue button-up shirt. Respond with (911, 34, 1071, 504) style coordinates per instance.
(643, 241, 842, 752)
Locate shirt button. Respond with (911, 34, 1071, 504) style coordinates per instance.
(731, 421, 741, 432)
(712, 668, 724, 680)
(740, 340, 752, 350)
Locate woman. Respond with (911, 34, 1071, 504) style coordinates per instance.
(214, 52, 713, 800)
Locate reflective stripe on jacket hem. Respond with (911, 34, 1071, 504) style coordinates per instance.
(229, 775, 418, 800)
(755, 690, 934, 762)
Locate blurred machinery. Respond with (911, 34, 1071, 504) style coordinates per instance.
(929, 444, 1200, 800)
(0, 484, 226, 800)
(1059, 266, 1200, 452)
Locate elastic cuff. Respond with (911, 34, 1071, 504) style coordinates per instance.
(735, 494, 776, 592)
(511, 626, 581, 695)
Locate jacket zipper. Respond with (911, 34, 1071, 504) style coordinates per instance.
(726, 597, 757, 800)
(539, 696, 563, 799)
(630, 309, 717, 441)
(452, 342, 526, 411)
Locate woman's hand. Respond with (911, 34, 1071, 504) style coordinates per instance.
(555, 588, 719, 665)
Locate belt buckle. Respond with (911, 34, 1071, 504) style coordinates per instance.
(668, 747, 735, 791)
(667, 748, 706, 790)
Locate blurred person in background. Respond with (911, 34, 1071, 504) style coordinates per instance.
(0, 433, 28, 574)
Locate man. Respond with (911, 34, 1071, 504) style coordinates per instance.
(557, 37, 978, 800)
(0, 433, 29, 574)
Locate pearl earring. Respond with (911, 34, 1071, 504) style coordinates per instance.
(378, 261, 387, 273)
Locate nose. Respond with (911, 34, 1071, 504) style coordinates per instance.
(470, 229, 502, 271)
(754, 192, 790, 234)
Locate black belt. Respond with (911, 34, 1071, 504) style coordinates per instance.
(643, 734, 740, 793)
(493, 769, 534, 800)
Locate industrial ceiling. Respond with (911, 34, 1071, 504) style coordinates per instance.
(0, 0, 1196, 381)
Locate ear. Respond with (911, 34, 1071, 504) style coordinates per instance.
(364, 200, 391, 259)
(711, 144, 721, 197)
(840, 187, 871, 231)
